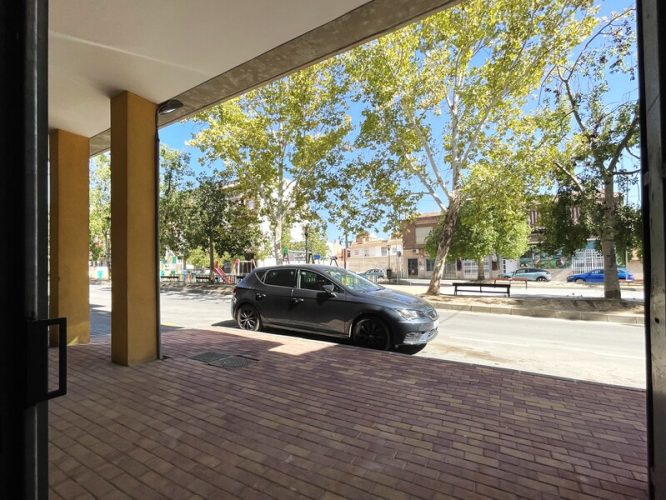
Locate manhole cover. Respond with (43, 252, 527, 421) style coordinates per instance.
(190, 351, 231, 363)
(208, 356, 254, 369)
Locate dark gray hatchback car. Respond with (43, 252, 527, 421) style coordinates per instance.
(231, 265, 438, 350)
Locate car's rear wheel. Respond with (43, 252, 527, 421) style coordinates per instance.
(575, 278, 585, 284)
(236, 304, 262, 331)
(352, 317, 391, 350)
(536, 276, 547, 282)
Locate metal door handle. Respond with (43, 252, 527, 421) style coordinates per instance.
(26, 317, 67, 405)
(292, 298, 304, 304)
(256, 293, 266, 300)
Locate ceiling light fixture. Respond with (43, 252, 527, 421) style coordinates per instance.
(157, 99, 183, 115)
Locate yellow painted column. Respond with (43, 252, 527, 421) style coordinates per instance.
(49, 130, 90, 346)
(110, 91, 158, 365)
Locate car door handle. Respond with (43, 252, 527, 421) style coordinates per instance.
(291, 298, 304, 304)
(255, 293, 266, 300)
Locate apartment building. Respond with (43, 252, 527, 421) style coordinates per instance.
(344, 233, 403, 275)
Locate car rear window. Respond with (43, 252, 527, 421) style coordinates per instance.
(264, 269, 297, 288)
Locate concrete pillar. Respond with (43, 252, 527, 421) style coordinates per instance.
(110, 91, 158, 365)
(49, 130, 90, 345)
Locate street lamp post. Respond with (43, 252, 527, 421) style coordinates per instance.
(387, 244, 391, 278)
(105, 215, 111, 279)
(304, 224, 310, 264)
(344, 233, 348, 269)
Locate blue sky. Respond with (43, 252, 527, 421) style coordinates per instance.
(158, 0, 638, 243)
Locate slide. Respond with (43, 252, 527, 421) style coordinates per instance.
(214, 265, 232, 284)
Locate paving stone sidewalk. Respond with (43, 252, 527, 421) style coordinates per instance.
(50, 328, 647, 499)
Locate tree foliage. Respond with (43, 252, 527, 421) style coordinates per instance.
(426, 162, 531, 274)
(89, 153, 111, 263)
(190, 61, 350, 264)
(540, 6, 639, 298)
(337, 0, 594, 294)
(289, 221, 330, 258)
(159, 145, 193, 259)
(186, 172, 263, 278)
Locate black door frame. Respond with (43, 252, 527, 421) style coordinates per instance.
(1, 0, 665, 498)
(637, 0, 666, 497)
(0, 0, 50, 498)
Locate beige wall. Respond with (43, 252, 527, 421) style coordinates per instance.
(49, 130, 90, 345)
(110, 91, 158, 365)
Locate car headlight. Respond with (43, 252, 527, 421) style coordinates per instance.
(397, 309, 422, 320)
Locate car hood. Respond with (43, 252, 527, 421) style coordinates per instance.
(356, 288, 433, 311)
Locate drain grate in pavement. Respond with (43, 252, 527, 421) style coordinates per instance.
(208, 356, 254, 369)
(190, 351, 231, 363)
(190, 351, 256, 369)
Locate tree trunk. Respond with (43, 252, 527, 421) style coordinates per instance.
(602, 176, 621, 299)
(426, 198, 461, 295)
(208, 237, 215, 283)
(476, 258, 485, 281)
(273, 219, 283, 265)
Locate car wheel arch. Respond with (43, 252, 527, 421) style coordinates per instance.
(349, 311, 394, 340)
(234, 299, 264, 319)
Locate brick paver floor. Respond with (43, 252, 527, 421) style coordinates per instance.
(49, 328, 648, 499)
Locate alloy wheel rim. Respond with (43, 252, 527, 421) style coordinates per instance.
(239, 308, 257, 330)
(357, 320, 388, 349)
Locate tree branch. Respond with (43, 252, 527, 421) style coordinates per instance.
(609, 114, 639, 175)
(554, 161, 586, 194)
(615, 168, 641, 176)
(401, 102, 450, 202)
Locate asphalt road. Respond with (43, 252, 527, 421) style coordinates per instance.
(90, 284, 646, 388)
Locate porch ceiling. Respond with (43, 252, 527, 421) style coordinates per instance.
(48, 0, 457, 156)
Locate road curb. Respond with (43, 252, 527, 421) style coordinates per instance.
(428, 301, 644, 325)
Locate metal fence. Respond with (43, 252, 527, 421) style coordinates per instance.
(571, 248, 604, 274)
(462, 258, 491, 279)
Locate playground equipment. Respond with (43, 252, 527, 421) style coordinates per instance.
(213, 262, 235, 284)
(232, 258, 256, 277)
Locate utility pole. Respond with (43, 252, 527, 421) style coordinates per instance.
(304, 223, 310, 264)
(343, 233, 348, 269)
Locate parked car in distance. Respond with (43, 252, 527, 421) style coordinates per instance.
(498, 267, 551, 281)
(232, 265, 438, 350)
(567, 268, 635, 283)
(360, 268, 386, 279)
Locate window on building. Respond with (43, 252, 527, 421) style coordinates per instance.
(426, 259, 435, 272)
(415, 226, 432, 244)
(381, 247, 388, 257)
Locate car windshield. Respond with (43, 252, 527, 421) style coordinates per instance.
(321, 268, 382, 292)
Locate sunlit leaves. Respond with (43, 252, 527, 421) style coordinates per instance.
(337, 0, 593, 292)
(189, 60, 351, 262)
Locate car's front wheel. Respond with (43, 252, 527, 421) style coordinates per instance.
(236, 304, 262, 331)
(352, 317, 391, 350)
(536, 276, 547, 282)
(575, 278, 586, 284)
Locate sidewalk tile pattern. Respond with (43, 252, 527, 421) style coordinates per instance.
(49, 328, 647, 499)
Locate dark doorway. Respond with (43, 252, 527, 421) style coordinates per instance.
(408, 258, 418, 276)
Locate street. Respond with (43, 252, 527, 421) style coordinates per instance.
(90, 284, 646, 388)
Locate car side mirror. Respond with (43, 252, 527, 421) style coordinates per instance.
(322, 284, 336, 297)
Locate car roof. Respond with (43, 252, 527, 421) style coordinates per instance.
(254, 264, 347, 273)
